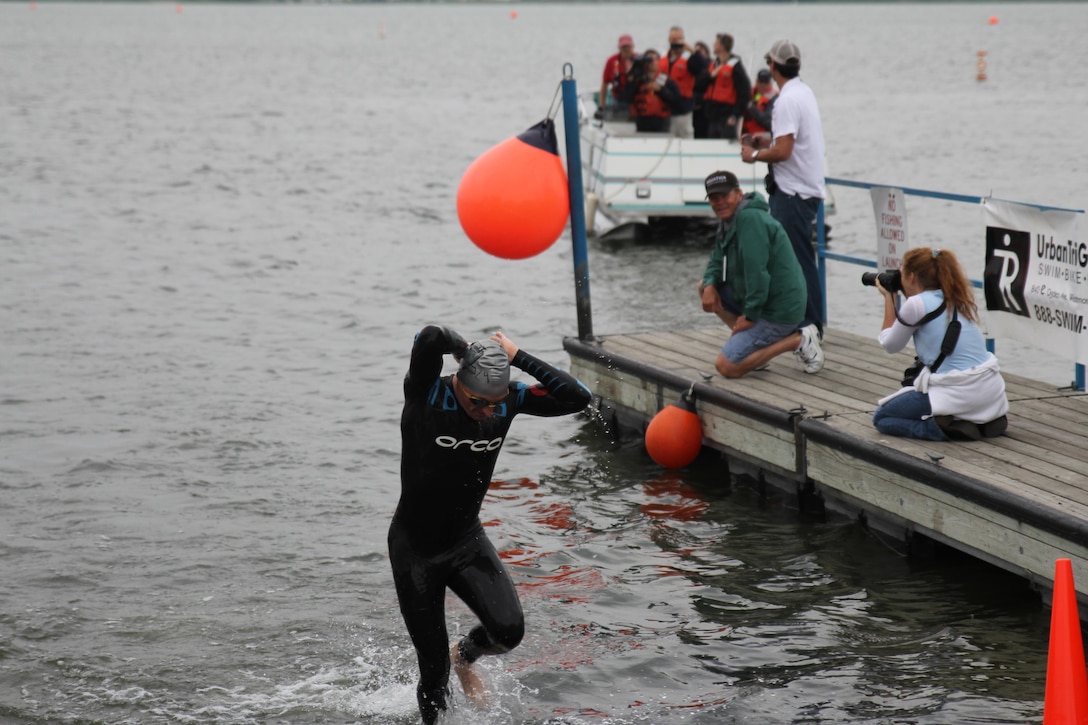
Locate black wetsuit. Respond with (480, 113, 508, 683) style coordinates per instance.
(388, 325, 591, 724)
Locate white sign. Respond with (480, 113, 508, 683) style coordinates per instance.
(870, 187, 908, 271)
(982, 199, 1088, 365)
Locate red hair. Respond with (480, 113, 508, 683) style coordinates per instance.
(901, 247, 979, 323)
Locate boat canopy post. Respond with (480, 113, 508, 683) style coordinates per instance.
(561, 63, 593, 341)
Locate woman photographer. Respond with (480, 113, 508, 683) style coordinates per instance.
(871, 247, 1009, 441)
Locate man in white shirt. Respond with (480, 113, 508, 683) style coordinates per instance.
(741, 39, 826, 338)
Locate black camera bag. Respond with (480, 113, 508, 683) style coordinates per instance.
(764, 164, 778, 196)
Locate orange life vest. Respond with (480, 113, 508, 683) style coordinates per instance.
(604, 53, 634, 101)
(632, 83, 671, 119)
(660, 55, 695, 99)
(707, 58, 739, 105)
(743, 91, 773, 136)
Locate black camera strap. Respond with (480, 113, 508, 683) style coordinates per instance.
(895, 300, 946, 328)
(897, 301, 960, 383)
(929, 308, 960, 374)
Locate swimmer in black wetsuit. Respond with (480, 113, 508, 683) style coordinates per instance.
(388, 325, 591, 724)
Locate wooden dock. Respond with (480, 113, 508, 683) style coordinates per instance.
(563, 326, 1088, 605)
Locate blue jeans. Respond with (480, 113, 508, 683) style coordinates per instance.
(720, 318, 800, 364)
(769, 192, 823, 334)
(872, 391, 948, 441)
(714, 282, 800, 363)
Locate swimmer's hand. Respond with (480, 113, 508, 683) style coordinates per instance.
(446, 327, 469, 362)
(490, 331, 519, 361)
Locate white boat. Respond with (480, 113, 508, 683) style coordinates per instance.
(578, 95, 766, 237)
(577, 94, 833, 239)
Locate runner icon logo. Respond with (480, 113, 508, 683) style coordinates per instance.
(984, 226, 1031, 317)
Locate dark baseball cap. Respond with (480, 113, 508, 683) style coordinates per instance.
(705, 170, 740, 197)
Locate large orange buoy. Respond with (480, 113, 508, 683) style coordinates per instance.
(645, 391, 703, 469)
(456, 119, 569, 260)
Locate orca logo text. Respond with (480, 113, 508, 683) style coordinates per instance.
(435, 436, 504, 452)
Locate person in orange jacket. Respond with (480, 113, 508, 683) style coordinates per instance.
(703, 33, 751, 140)
(659, 26, 707, 138)
(624, 50, 682, 133)
(598, 33, 637, 121)
(743, 68, 778, 136)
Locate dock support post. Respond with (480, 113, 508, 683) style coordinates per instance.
(561, 64, 594, 342)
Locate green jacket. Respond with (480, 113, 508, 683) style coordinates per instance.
(701, 192, 807, 325)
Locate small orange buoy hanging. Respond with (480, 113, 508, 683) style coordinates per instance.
(976, 50, 988, 82)
(456, 119, 570, 260)
(645, 390, 703, 469)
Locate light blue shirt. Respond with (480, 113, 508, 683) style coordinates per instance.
(881, 290, 990, 371)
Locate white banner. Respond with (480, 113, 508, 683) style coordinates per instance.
(870, 187, 908, 270)
(982, 198, 1088, 365)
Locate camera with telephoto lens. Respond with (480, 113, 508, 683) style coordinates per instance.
(629, 56, 656, 84)
(861, 269, 902, 294)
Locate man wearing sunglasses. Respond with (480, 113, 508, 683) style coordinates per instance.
(389, 324, 591, 725)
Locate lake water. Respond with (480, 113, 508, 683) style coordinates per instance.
(3, 3, 1086, 723)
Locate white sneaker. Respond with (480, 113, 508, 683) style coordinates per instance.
(794, 324, 824, 374)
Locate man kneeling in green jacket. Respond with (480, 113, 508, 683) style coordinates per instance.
(697, 170, 825, 378)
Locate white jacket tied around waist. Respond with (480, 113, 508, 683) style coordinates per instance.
(877, 353, 1009, 423)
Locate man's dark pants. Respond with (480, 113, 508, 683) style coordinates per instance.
(769, 191, 824, 335)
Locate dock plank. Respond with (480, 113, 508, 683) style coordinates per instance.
(824, 414, 1088, 516)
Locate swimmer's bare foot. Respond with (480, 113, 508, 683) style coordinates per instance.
(450, 642, 489, 709)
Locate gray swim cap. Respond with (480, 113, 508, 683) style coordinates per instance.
(458, 340, 510, 397)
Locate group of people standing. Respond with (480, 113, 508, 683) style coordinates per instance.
(597, 32, 831, 382)
(598, 26, 774, 140)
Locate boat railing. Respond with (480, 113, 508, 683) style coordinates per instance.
(816, 177, 1086, 390)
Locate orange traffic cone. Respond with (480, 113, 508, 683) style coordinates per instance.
(1044, 558, 1088, 724)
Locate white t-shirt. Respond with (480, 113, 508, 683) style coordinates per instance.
(770, 78, 825, 199)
